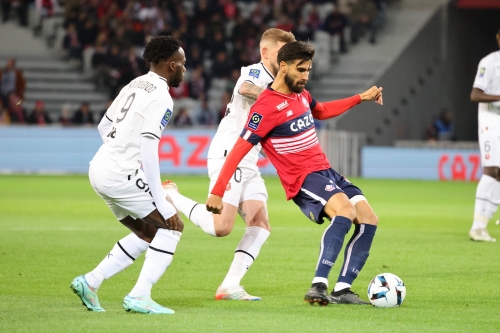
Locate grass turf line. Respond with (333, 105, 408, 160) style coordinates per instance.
(0, 175, 499, 333)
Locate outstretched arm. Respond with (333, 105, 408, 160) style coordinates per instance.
(239, 81, 265, 100)
(312, 86, 383, 120)
(206, 138, 254, 214)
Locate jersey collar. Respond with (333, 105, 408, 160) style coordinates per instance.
(148, 71, 169, 90)
(260, 62, 275, 80)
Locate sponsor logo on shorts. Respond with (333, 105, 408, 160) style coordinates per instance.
(226, 182, 231, 191)
(161, 109, 172, 127)
(249, 69, 261, 78)
(309, 211, 316, 222)
(479, 67, 485, 78)
(325, 185, 335, 191)
(248, 112, 263, 130)
(276, 100, 288, 111)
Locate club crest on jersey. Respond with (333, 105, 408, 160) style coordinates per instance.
(249, 69, 261, 78)
(161, 109, 172, 127)
(276, 100, 288, 111)
(286, 110, 293, 117)
(248, 112, 263, 130)
(301, 96, 308, 107)
(479, 67, 485, 78)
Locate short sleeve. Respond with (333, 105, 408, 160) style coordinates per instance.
(141, 96, 173, 140)
(238, 65, 273, 90)
(301, 89, 317, 110)
(240, 97, 277, 145)
(473, 58, 494, 91)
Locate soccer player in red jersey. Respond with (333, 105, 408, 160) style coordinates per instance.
(206, 41, 383, 305)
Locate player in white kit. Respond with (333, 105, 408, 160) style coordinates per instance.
(469, 30, 500, 242)
(70, 36, 187, 314)
(163, 29, 295, 300)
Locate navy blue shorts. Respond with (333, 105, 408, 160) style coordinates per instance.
(292, 168, 363, 225)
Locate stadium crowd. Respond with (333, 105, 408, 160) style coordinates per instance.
(0, 0, 388, 127)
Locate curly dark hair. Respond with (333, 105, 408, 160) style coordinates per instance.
(277, 41, 315, 66)
(143, 36, 182, 64)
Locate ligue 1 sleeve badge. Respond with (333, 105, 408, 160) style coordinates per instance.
(161, 109, 173, 127)
(248, 112, 263, 130)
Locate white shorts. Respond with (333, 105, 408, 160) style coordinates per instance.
(478, 110, 500, 167)
(89, 167, 159, 220)
(208, 158, 268, 207)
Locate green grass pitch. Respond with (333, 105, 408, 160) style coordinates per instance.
(1, 175, 499, 332)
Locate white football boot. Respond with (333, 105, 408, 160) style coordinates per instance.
(469, 228, 496, 242)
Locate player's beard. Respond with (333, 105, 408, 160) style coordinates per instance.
(170, 67, 184, 87)
(270, 62, 279, 77)
(284, 73, 304, 93)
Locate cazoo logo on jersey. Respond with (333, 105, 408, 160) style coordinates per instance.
(290, 114, 314, 132)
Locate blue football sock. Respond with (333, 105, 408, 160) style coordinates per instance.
(314, 216, 352, 281)
(337, 223, 377, 285)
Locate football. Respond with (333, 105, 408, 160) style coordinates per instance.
(367, 273, 406, 308)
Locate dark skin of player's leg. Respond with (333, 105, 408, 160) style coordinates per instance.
(483, 166, 500, 181)
(120, 210, 184, 243)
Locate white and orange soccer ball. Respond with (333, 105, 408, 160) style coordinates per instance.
(367, 273, 406, 308)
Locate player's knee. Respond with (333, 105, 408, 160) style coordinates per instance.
(215, 224, 233, 237)
(364, 212, 379, 226)
(339, 207, 356, 221)
(248, 217, 271, 231)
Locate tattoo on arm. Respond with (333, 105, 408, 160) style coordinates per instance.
(238, 208, 247, 222)
(239, 82, 264, 100)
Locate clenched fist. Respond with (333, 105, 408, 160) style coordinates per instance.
(206, 194, 223, 214)
(359, 86, 383, 105)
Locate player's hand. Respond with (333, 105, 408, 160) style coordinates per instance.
(165, 213, 183, 230)
(359, 86, 383, 105)
(206, 194, 223, 214)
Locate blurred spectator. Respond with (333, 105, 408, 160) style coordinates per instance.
(293, 17, 314, 42)
(62, 24, 83, 63)
(0, 58, 26, 106)
(323, 6, 348, 53)
(0, 99, 10, 125)
(27, 100, 53, 125)
(226, 68, 240, 94)
(59, 103, 73, 126)
(218, 91, 232, 124)
(72, 102, 95, 125)
(211, 52, 232, 79)
(188, 65, 209, 99)
(434, 109, 455, 141)
(173, 108, 193, 127)
(7, 93, 26, 124)
(210, 31, 227, 60)
(79, 18, 99, 49)
(186, 45, 203, 71)
(349, 0, 379, 44)
(307, 5, 323, 31)
(170, 80, 190, 99)
(196, 99, 216, 126)
(275, 14, 294, 32)
(425, 116, 438, 141)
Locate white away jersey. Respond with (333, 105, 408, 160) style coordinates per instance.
(473, 51, 500, 111)
(207, 62, 275, 164)
(90, 72, 173, 179)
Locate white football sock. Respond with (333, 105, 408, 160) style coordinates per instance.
(166, 190, 216, 236)
(220, 226, 270, 289)
(472, 175, 497, 230)
(85, 233, 149, 290)
(333, 282, 351, 292)
(128, 229, 181, 297)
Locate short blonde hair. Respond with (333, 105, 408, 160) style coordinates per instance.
(260, 28, 296, 46)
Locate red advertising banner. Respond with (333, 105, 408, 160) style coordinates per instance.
(456, 0, 500, 9)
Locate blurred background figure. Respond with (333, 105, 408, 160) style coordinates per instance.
(196, 99, 216, 127)
(27, 100, 52, 125)
(433, 109, 455, 141)
(0, 58, 26, 107)
(7, 93, 26, 124)
(59, 103, 72, 126)
(173, 107, 193, 128)
(349, 0, 379, 44)
(0, 98, 10, 125)
(72, 102, 95, 126)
